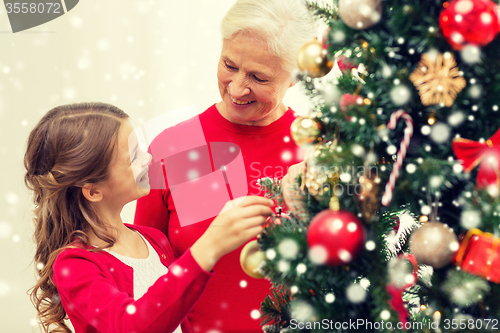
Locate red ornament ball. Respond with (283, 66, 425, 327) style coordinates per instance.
(439, 0, 500, 50)
(307, 209, 366, 266)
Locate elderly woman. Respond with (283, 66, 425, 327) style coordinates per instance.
(134, 0, 315, 331)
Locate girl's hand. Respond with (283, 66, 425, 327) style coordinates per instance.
(190, 196, 273, 272)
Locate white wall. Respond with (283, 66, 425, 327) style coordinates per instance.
(0, 1, 313, 332)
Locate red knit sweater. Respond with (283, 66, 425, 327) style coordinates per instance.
(134, 104, 302, 333)
(53, 224, 213, 333)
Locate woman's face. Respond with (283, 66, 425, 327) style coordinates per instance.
(216, 32, 294, 126)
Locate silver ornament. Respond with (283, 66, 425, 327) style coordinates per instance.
(409, 221, 459, 269)
(338, 0, 383, 30)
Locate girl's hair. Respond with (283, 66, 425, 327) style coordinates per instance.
(220, 0, 316, 73)
(24, 102, 129, 333)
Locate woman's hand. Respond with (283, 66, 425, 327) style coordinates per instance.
(281, 161, 311, 223)
(190, 196, 273, 272)
(281, 161, 306, 206)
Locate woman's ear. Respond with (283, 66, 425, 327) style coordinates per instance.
(82, 184, 103, 202)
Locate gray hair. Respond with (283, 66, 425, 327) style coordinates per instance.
(220, 0, 316, 73)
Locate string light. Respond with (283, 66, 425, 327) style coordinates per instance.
(419, 215, 429, 223)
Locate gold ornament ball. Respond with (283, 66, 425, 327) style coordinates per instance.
(240, 240, 266, 279)
(409, 222, 459, 269)
(297, 39, 333, 78)
(290, 116, 323, 146)
(338, 0, 383, 30)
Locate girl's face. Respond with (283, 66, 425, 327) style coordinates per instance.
(99, 120, 151, 208)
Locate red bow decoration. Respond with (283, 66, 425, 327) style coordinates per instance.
(386, 284, 408, 327)
(386, 254, 418, 329)
(339, 93, 363, 121)
(337, 55, 356, 73)
(452, 127, 500, 189)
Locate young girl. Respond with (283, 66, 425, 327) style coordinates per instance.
(25, 102, 273, 333)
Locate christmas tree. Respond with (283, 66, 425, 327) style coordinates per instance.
(240, 0, 500, 332)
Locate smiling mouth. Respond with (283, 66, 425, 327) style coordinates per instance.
(229, 94, 254, 105)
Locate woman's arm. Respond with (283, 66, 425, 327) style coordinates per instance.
(53, 248, 212, 333)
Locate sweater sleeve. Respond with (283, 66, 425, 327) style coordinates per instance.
(53, 248, 213, 333)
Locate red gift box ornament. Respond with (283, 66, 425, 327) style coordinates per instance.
(452, 127, 500, 192)
(454, 228, 500, 283)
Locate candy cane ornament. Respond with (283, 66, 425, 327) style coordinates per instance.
(381, 110, 414, 206)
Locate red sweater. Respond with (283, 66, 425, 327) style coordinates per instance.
(53, 224, 213, 333)
(134, 104, 302, 333)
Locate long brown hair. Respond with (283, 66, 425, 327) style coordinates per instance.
(24, 102, 129, 332)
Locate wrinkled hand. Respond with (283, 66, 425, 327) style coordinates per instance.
(281, 161, 306, 205)
(191, 196, 273, 272)
(281, 161, 310, 223)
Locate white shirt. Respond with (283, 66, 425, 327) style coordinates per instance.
(104, 231, 183, 333)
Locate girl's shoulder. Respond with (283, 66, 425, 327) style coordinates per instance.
(53, 243, 126, 282)
(54, 240, 117, 269)
(55, 243, 106, 264)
